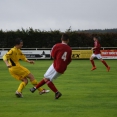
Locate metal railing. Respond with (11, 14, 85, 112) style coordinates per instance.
(0, 47, 117, 50)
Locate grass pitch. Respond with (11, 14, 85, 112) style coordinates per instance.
(0, 60, 117, 117)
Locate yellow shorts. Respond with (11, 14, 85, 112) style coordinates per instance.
(9, 65, 30, 80)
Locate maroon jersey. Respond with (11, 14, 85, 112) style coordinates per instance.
(94, 40, 101, 54)
(51, 43, 72, 74)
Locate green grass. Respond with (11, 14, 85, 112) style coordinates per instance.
(0, 60, 117, 117)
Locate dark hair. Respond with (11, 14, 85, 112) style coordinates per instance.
(61, 33, 69, 41)
(93, 36, 101, 41)
(15, 38, 23, 45)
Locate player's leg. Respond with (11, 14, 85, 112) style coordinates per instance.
(45, 78, 62, 99)
(9, 68, 27, 98)
(17, 65, 49, 94)
(45, 79, 57, 92)
(30, 78, 62, 99)
(31, 78, 58, 92)
(16, 78, 28, 98)
(43, 78, 62, 99)
(100, 58, 110, 72)
(30, 64, 62, 99)
(31, 64, 58, 91)
(42, 64, 61, 96)
(27, 73, 50, 94)
(96, 54, 110, 71)
(44, 78, 58, 93)
(90, 54, 96, 71)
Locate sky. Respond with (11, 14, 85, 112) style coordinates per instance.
(0, 0, 117, 32)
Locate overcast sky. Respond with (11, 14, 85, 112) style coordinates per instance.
(0, 0, 117, 31)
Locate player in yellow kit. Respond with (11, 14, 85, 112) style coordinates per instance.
(3, 38, 49, 98)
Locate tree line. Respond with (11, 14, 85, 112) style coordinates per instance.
(0, 28, 117, 48)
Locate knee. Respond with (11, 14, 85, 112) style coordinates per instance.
(43, 78, 49, 82)
(100, 59, 103, 62)
(90, 58, 92, 60)
(90, 56, 93, 60)
(27, 73, 35, 81)
(25, 80, 28, 85)
(22, 78, 28, 85)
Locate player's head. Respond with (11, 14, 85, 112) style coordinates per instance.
(15, 38, 23, 49)
(61, 33, 69, 43)
(93, 36, 101, 42)
(93, 36, 99, 41)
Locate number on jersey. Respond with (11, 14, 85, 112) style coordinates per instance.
(61, 52, 67, 61)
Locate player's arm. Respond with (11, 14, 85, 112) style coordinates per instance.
(51, 45, 56, 59)
(91, 47, 96, 50)
(91, 42, 98, 50)
(3, 59, 12, 68)
(20, 50, 34, 64)
(2, 49, 13, 68)
(26, 59, 35, 64)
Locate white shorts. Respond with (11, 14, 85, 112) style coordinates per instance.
(91, 54, 102, 59)
(44, 64, 61, 81)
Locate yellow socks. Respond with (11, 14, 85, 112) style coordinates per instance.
(31, 79, 43, 92)
(17, 82, 26, 93)
(17, 80, 43, 93)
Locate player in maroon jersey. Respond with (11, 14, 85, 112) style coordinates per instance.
(30, 34, 72, 99)
(90, 36, 110, 71)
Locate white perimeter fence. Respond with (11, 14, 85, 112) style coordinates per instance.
(0, 47, 117, 59)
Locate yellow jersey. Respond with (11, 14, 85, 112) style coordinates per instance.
(3, 46, 27, 66)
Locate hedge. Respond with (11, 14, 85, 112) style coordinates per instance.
(0, 28, 117, 48)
